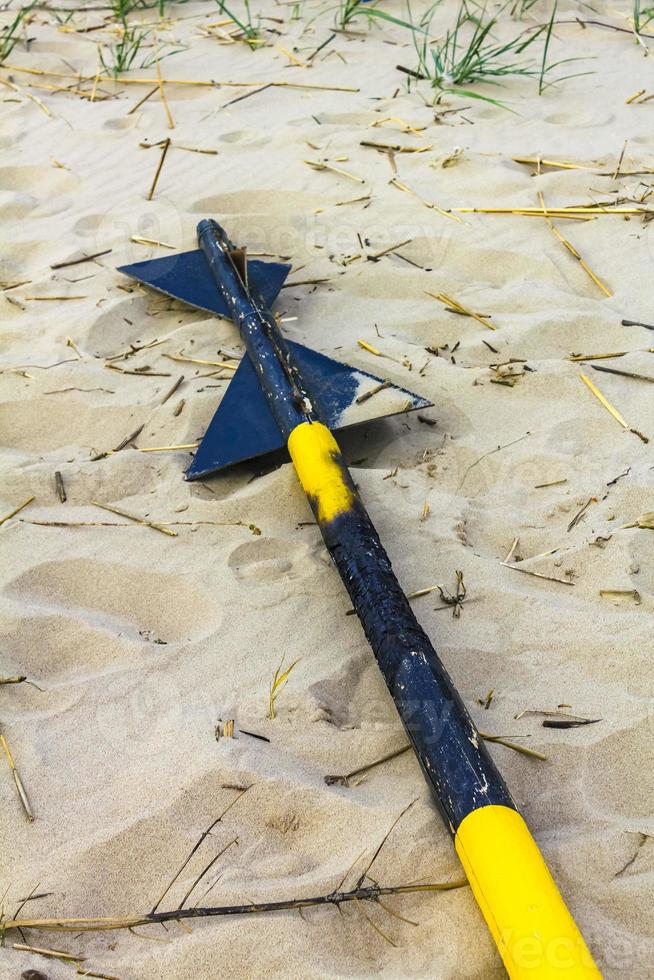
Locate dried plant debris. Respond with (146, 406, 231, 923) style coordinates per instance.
(515, 708, 601, 728)
(54, 471, 66, 503)
(326, 728, 545, 786)
(0, 496, 35, 526)
(599, 588, 641, 604)
(580, 373, 649, 442)
(1, 732, 34, 821)
(567, 496, 596, 532)
(5, 801, 465, 937)
(490, 361, 528, 387)
(621, 512, 654, 531)
(478, 689, 494, 710)
(426, 290, 495, 330)
(436, 570, 467, 617)
(267, 657, 301, 720)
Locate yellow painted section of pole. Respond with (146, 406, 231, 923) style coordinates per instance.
(455, 805, 601, 979)
(287, 421, 354, 522)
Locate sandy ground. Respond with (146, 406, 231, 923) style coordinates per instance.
(1, 1, 654, 977)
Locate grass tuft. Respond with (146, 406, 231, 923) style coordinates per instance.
(214, 0, 261, 48)
(99, 1, 184, 76)
(398, 0, 590, 107)
(0, 1, 36, 66)
(634, 0, 654, 35)
(267, 657, 301, 720)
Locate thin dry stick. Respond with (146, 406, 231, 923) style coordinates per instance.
(592, 364, 654, 384)
(151, 788, 249, 913)
(580, 373, 648, 442)
(511, 156, 591, 171)
(50, 249, 112, 270)
(128, 84, 158, 114)
(1, 66, 359, 92)
(147, 137, 171, 201)
(612, 139, 628, 180)
(164, 352, 239, 370)
(0, 77, 52, 117)
(305, 159, 366, 183)
(155, 48, 174, 129)
(455, 206, 644, 216)
(478, 733, 547, 761)
(138, 442, 199, 453)
(55, 471, 66, 503)
(426, 291, 495, 331)
(539, 193, 611, 297)
(355, 801, 417, 890)
(325, 746, 412, 786)
(500, 561, 573, 586)
(0, 733, 34, 821)
(327, 729, 546, 786)
(356, 379, 391, 404)
(6, 877, 466, 934)
(12, 942, 83, 962)
(91, 501, 177, 537)
(25, 519, 259, 534)
(176, 838, 238, 911)
(161, 375, 184, 404)
(91, 424, 144, 461)
(0, 496, 35, 526)
(458, 433, 530, 490)
(390, 177, 462, 224)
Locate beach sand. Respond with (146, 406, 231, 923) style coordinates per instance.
(1, 1, 653, 976)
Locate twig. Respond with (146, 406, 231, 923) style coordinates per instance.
(50, 249, 112, 270)
(356, 380, 391, 404)
(128, 83, 159, 114)
(478, 733, 547, 761)
(612, 139, 628, 180)
(54, 471, 66, 503)
(538, 192, 611, 296)
(7, 876, 466, 934)
(161, 375, 184, 404)
(222, 82, 272, 107)
(591, 364, 654, 384)
(155, 48, 174, 129)
(12, 942, 83, 962)
(621, 318, 654, 331)
(91, 501, 177, 537)
(325, 745, 412, 786)
(0, 732, 34, 821)
(580, 373, 648, 442)
(326, 727, 546, 787)
(151, 788, 249, 913)
(367, 239, 412, 261)
(0, 496, 35, 526)
(91, 424, 144, 461)
(567, 496, 595, 532)
(426, 291, 495, 331)
(177, 838, 239, 911)
(147, 137, 171, 200)
(137, 443, 199, 453)
(500, 561, 573, 586)
(458, 433, 530, 490)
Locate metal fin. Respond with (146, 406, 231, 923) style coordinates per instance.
(117, 249, 290, 317)
(185, 342, 432, 480)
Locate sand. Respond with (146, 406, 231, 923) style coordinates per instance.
(1, 1, 653, 977)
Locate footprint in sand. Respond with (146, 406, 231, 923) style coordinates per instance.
(228, 537, 311, 583)
(543, 110, 614, 127)
(1, 612, 142, 680)
(4, 558, 223, 644)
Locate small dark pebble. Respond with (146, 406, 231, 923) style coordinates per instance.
(22, 971, 51, 980)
